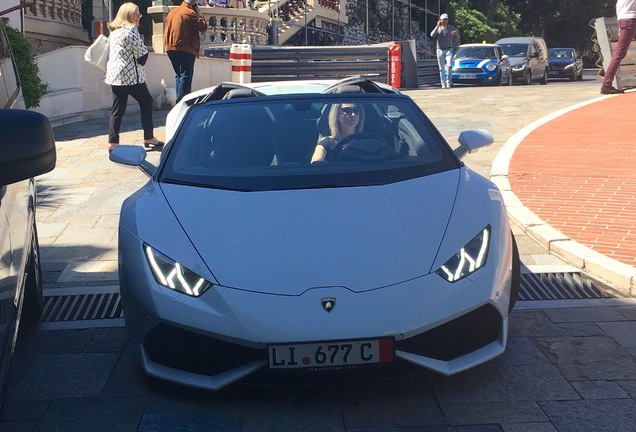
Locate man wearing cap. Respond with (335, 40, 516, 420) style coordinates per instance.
(430, 13, 460, 89)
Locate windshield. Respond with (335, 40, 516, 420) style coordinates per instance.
(158, 94, 458, 191)
(455, 46, 497, 59)
(549, 49, 574, 60)
(498, 43, 528, 57)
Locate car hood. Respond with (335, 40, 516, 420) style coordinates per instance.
(509, 57, 528, 67)
(159, 172, 460, 295)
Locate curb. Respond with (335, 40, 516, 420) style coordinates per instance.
(490, 95, 636, 297)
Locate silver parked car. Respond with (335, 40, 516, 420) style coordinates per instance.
(496, 36, 549, 85)
(0, 20, 57, 412)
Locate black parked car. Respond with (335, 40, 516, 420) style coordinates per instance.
(548, 48, 583, 81)
(0, 20, 57, 412)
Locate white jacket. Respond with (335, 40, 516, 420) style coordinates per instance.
(104, 26, 148, 86)
(617, 0, 636, 20)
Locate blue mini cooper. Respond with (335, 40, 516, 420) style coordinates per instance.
(452, 43, 512, 86)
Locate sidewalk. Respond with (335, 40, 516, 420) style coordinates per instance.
(492, 91, 636, 297)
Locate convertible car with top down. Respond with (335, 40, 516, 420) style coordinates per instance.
(109, 77, 520, 390)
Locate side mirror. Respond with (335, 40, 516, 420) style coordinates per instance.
(454, 129, 494, 159)
(0, 110, 56, 185)
(109, 145, 156, 177)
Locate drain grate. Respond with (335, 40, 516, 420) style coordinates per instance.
(42, 292, 124, 322)
(519, 272, 614, 301)
(37, 272, 615, 323)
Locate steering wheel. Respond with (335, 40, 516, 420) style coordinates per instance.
(335, 133, 397, 162)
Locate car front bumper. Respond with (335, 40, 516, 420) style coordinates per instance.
(119, 226, 513, 390)
(451, 70, 499, 85)
(548, 68, 575, 78)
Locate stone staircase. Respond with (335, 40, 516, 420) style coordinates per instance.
(256, 0, 347, 45)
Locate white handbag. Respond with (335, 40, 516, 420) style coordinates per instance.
(84, 34, 110, 71)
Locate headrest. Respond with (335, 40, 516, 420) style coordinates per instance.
(221, 88, 260, 99)
(322, 78, 388, 94)
(317, 104, 332, 137)
(328, 85, 363, 94)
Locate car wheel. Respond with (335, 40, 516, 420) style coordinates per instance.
(509, 233, 521, 312)
(540, 69, 548, 85)
(22, 222, 44, 325)
(523, 70, 531, 85)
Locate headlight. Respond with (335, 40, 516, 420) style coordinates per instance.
(144, 244, 213, 297)
(436, 226, 490, 283)
(486, 63, 498, 72)
(512, 64, 525, 70)
(564, 63, 574, 70)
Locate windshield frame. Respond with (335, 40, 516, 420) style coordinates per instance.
(498, 43, 529, 57)
(157, 93, 460, 192)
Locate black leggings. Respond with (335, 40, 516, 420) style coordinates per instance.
(109, 83, 154, 144)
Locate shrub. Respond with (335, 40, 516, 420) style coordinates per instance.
(5, 24, 48, 109)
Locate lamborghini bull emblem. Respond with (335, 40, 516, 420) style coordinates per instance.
(320, 297, 336, 313)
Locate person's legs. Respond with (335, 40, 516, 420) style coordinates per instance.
(602, 18, 636, 90)
(167, 50, 196, 102)
(128, 83, 156, 141)
(436, 48, 446, 87)
(444, 48, 453, 87)
(109, 85, 129, 145)
(181, 54, 195, 98)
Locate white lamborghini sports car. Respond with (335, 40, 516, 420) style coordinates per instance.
(109, 78, 520, 390)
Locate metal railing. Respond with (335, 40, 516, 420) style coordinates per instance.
(205, 44, 439, 88)
(417, 59, 440, 87)
(206, 44, 390, 82)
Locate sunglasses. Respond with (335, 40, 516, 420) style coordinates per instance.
(340, 107, 361, 116)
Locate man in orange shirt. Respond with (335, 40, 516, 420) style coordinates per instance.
(164, 0, 208, 102)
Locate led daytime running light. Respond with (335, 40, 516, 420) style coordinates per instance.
(144, 245, 212, 297)
(436, 226, 490, 283)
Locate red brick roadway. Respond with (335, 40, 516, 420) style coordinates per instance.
(509, 91, 636, 268)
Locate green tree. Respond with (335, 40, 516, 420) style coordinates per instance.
(507, 0, 614, 55)
(447, 0, 520, 43)
(4, 24, 48, 109)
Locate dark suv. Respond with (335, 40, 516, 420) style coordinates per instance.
(496, 36, 549, 85)
(0, 20, 56, 411)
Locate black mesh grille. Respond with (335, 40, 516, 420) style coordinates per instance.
(143, 323, 265, 376)
(395, 304, 502, 361)
(455, 68, 483, 73)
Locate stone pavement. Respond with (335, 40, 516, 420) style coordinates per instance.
(4, 300, 636, 432)
(3, 76, 636, 431)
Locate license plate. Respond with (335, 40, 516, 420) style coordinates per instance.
(459, 74, 476, 79)
(548, 71, 559, 75)
(269, 338, 394, 369)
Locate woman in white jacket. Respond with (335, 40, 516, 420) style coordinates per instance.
(105, 2, 163, 152)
